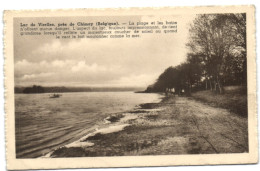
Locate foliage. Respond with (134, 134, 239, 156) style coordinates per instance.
(146, 13, 247, 94)
(187, 13, 247, 93)
(23, 85, 45, 94)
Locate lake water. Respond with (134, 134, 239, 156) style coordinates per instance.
(15, 92, 163, 158)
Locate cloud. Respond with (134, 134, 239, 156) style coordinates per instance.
(14, 15, 195, 87)
(52, 60, 66, 67)
(115, 74, 158, 87)
(71, 62, 103, 73)
(14, 59, 125, 86)
(21, 72, 54, 80)
(15, 59, 30, 68)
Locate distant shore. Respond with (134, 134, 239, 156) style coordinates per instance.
(15, 85, 145, 94)
(46, 92, 248, 157)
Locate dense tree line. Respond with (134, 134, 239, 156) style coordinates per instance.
(23, 85, 45, 94)
(15, 86, 142, 93)
(146, 13, 247, 94)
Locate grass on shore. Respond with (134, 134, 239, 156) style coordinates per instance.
(191, 86, 247, 117)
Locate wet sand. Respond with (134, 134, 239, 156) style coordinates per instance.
(48, 96, 248, 157)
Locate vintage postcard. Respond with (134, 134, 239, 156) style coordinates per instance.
(4, 5, 257, 170)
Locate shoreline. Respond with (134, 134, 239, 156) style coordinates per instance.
(44, 95, 248, 157)
(41, 98, 164, 158)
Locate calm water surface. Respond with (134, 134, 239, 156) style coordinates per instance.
(15, 92, 162, 158)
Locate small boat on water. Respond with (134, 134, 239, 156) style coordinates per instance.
(49, 94, 62, 98)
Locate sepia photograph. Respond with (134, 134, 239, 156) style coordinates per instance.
(4, 5, 257, 170)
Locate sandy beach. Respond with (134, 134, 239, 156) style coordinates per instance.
(48, 95, 248, 157)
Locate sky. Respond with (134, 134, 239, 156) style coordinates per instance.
(14, 15, 195, 87)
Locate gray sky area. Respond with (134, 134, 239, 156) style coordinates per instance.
(14, 15, 194, 87)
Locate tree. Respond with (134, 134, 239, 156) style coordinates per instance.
(187, 13, 246, 93)
(145, 13, 246, 95)
(23, 85, 45, 94)
(149, 60, 202, 96)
